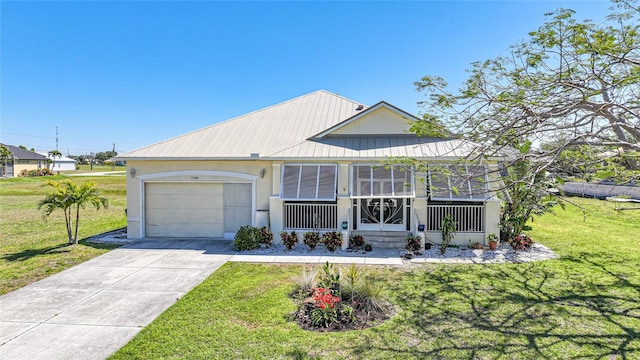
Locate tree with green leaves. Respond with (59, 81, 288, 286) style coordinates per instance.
(415, 1, 639, 173)
(48, 149, 62, 171)
(413, 1, 640, 238)
(39, 179, 109, 245)
(0, 145, 12, 177)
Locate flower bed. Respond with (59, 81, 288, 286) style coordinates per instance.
(290, 262, 394, 332)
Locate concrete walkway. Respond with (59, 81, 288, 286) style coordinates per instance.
(0, 239, 232, 360)
(0, 239, 557, 360)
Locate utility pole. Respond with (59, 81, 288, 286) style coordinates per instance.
(112, 143, 116, 171)
(56, 127, 59, 151)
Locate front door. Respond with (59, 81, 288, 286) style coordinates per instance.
(358, 198, 406, 231)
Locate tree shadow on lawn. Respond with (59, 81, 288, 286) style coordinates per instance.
(2, 235, 120, 263)
(2, 243, 73, 262)
(350, 258, 639, 359)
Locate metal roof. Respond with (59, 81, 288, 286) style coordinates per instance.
(36, 152, 77, 163)
(120, 90, 364, 159)
(268, 136, 480, 160)
(119, 90, 483, 161)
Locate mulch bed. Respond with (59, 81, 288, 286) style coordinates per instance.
(291, 295, 394, 332)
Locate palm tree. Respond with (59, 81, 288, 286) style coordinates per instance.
(48, 149, 62, 171)
(0, 145, 13, 177)
(39, 179, 108, 245)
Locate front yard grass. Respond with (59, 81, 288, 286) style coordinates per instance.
(0, 175, 127, 295)
(111, 197, 640, 359)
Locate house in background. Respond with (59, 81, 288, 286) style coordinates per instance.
(36, 151, 77, 172)
(0, 144, 48, 177)
(118, 90, 502, 248)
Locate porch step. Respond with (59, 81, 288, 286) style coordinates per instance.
(351, 231, 408, 249)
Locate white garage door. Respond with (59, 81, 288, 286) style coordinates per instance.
(145, 183, 224, 237)
(224, 183, 253, 237)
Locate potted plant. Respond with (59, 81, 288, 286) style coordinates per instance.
(487, 232, 499, 250)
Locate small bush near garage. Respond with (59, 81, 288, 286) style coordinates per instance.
(19, 169, 52, 177)
(259, 226, 274, 248)
(234, 225, 262, 251)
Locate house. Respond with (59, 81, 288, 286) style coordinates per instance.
(36, 152, 77, 172)
(0, 144, 49, 177)
(118, 90, 502, 248)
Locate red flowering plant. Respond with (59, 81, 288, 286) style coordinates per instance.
(311, 287, 341, 327)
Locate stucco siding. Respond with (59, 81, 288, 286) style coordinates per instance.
(126, 160, 270, 239)
(13, 161, 45, 175)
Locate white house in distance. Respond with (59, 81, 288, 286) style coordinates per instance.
(118, 90, 502, 248)
(37, 152, 77, 172)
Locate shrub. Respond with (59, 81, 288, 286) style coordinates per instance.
(349, 234, 365, 250)
(234, 225, 261, 251)
(19, 169, 51, 177)
(303, 231, 321, 250)
(280, 231, 299, 250)
(353, 276, 387, 313)
(342, 264, 359, 301)
(364, 243, 373, 251)
(295, 267, 318, 294)
(508, 234, 534, 251)
(405, 232, 421, 253)
(440, 214, 457, 255)
(259, 226, 273, 248)
(322, 231, 343, 252)
(317, 261, 340, 296)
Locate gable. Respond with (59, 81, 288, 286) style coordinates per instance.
(310, 102, 419, 139)
(330, 107, 413, 136)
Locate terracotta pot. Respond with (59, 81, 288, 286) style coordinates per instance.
(488, 241, 497, 250)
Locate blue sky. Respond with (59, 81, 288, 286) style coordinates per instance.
(1, 1, 611, 155)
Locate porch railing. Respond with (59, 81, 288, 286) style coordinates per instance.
(426, 204, 484, 232)
(284, 203, 338, 230)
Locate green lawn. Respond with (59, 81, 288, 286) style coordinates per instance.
(0, 175, 127, 295)
(112, 198, 640, 359)
(70, 164, 127, 173)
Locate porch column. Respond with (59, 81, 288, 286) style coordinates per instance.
(337, 163, 350, 197)
(337, 163, 351, 249)
(269, 163, 283, 242)
(269, 196, 284, 243)
(484, 198, 501, 245)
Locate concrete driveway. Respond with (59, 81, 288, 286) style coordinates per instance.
(0, 239, 234, 360)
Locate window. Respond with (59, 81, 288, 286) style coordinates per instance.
(281, 164, 337, 201)
(428, 164, 491, 201)
(351, 165, 414, 198)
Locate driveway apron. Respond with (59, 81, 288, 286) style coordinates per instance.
(0, 239, 233, 360)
